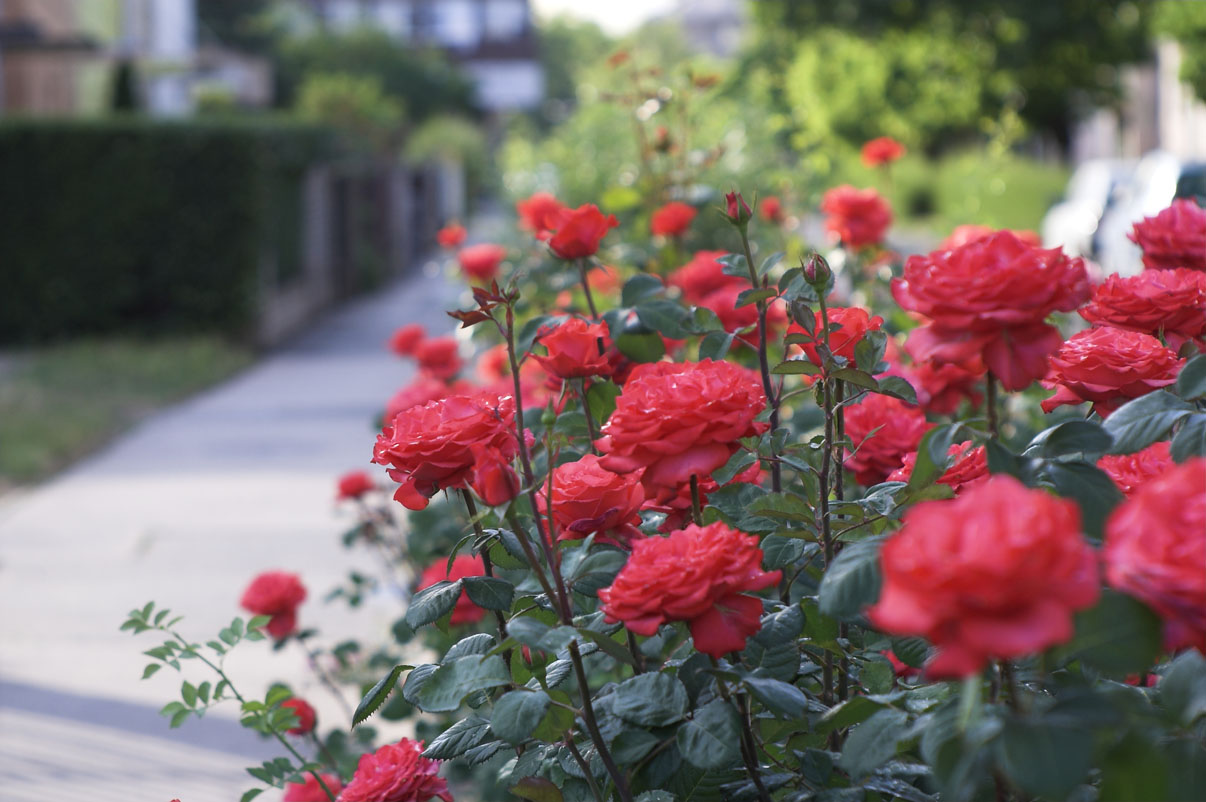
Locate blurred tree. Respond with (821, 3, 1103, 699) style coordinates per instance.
(405, 115, 490, 197)
(1152, 0, 1206, 102)
(294, 72, 404, 154)
(198, 0, 278, 54)
(536, 15, 613, 126)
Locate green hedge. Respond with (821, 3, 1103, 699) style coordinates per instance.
(0, 118, 331, 343)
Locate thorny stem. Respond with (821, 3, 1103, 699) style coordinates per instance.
(579, 259, 600, 319)
(738, 224, 782, 493)
(626, 630, 646, 674)
(986, 371, 1000, 439)
(817, 296, 837, 713)
(565, 735, 606, 802)
(167, 630, 337, 802)
(569, 640, 634, 802)
(503, 505, 559, 610)
(711, 657, 772, 802)
(834, 379, 849, 704)
(461, 490, 512, 663)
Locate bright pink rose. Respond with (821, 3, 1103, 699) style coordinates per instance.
(1078, 268, 1206, 350)
(596, 360, 768, 497)
(887, 441, 988, 494)
(787, 306, 884, 370)
(548, 204, 619, 260)
(869, 475, 1100, 678)
(414, 337, 463, 382)
(668, 251, 740, 303)
(389, 323, 426, 356)
(1097, 440, 1176, 495)
(280, 697, 316, 735)
(533, 317, 613, 379)
(417, 555, 486, 627)
(820, 185, 892, 249)
(372, 394, 518, 510)
(1104, 458, 1206, 653)
(861, 136, 906, 167)
(339, 738, 453, 802)
(650, 201, 697, 237)
(240, 572, 307, 640)
(1041, 327, 1183, 418)
(436, 224, 466, 249)
(1128, 198, 1206, 272)
(599, 522, 781, 658)
(516, 192, 566, 240)
(457, 244, 506, 283)
(844, 394, 932, 487)
(283, 773, 343, 802)
(892, 232, 1091, 391)
(537, 453, 645, 547)
(336, 470, 376, 501)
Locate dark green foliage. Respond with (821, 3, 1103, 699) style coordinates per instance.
(0, 119, 330, 343)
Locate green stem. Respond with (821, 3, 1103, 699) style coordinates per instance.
(569, 641, 633, 802)
(710, 657, 772, 802)
(689, 474, 703, 526)
(579, 259, 600, 319)
(462, 490, 512, 663)
(986, 371, 1000, 439)
(738, 226, 782, 493)
(564, 735, 606, 802)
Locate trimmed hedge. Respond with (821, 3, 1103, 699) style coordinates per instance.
(0, 118, 331, 343)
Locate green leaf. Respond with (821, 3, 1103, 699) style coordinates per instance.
(771, 358, 822, 375)
(875, 375, 919, 405)
(462, 576, 514, 610)
(760, 534, 806, 569)
(622, 274, 666, 306)
(405, 580, 463, 628)
(517, 314, 556, 356)
(491, 689, 551, 745)
(401, 663, 438, 705)
(1103, 390, 1194, 454)
(611, 728, 662, 763)
(712, 450, 758, 486)
(697, 330, 735, 361)
(736, 287, 778, 308)
(830, 366, 881, 392)
(743, 676, 808, 718)
(612, 672, 689, 727)
(352, 663, 412, 727)
(907, 424, 963, 489)
(759, 250, 785, 277)
(1099, 734, 1169, 802)
(423, 715, 493, 759)
(1041, 461, 1123, 541)
(141, 663, 161, 680)
(998, 718, 1093, 799)
(816, 696, 885, 734)
(817, 538, 883, 619)
(1174, 352, 1206, 399)
(511, 777, 564, 802)
(181, 681, 197, 707)
(1026, 420, 1113, 459)
(586, 380, 622, 423)
(838, 708, 909, 778)
(676, 699, 742, 769)
(445, 633, 496, 660)
(890, 637, 929, 669)
(748, 492, 814, 523)
(417, 655, 510, 713)
(1171, 413, 1206, 462)
(1054, 590, 1162, 676)
(637, 299, 693, 339)
(239, 789, 264, 802)
(616, 331, 666, 363)
(1159, 650, 1206, 727)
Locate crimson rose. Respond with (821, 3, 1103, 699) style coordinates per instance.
(388, 323, 426, 356)
(537, 453, 645, 547)
(339, 738, 453, 802)
(533, 317, 613, 379)
(280, 697, 316, 735)
(436, 224, 466, 249)
(844, 394, 931, 486)
(336, 470, 375, 501)
(787, 305, 884, 370)
(861, 136, 905, 167)
(650, 201, 697, 237)
(1078, 268, 1206, 350)
(1097, 440, 1175, 495)
(516, 192, 566, 240)
(283, 773, 343, 802)
(668, 251, 739, 303)
(1128, 198, 1206, 272)
(414, 337, 463, 382)
(887, 441, 988, 494)
(820, 185, 892, 249)
(548, 204, 619, 260)
(457, 243, 506, 283)
(1041, 327, 1183, 418)
(240, 571, 307, 640)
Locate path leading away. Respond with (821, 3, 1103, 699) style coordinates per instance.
(0, 256, 465, 799)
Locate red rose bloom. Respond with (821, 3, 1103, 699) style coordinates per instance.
(1041, 327, 1183, 418)
(436, 224, 466, 249)
(385, 377, 474, 422)
(240, 572, 307, 640)
(698, 285, 788, 344)
(516, 192, 566, 240)
(644, 461, 762, 534)
(868, 475, 1100, 678)
(548, 204, 619, 260)
(938, 225, 1040, 250)
(283, 773, 343, 802)
(1097, 440, 1175, 495)
(861, 136, 906, 167)
(339, 738, 453, 802)
(887, 441, 988, 494)
(537, 454, 645, 547)
(417, 554, 487, 626)
(650, 201, 697, 237)
(1104, 458, 1206, 653)
(725, 191, 752, 223)
(414, 337, 463, 382)
(1128, 198, 1206, 272)
(372, 394, 518, 510)
(336, 470, 376, 501)
(844, 394, 932, 487)
(389, 323, 426, 356)
(599, 522, 781, 658)
(457, 243, 506, 283)
(468, 444, 520, 506)
(760, 195, 785, 224)
(909, 358, 985, 415)
(892, 232, 1091, 391)
(596, 360, 768, 497)
(533, 317, 613, 379)
(787, 306, 884, 369)
(820, 185, 892, 249)
(668, 251, 739, 303)
(1079, 268, 1206, 350)
(280, 697, 316, 735)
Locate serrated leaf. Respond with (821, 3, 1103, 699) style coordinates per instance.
(677, 699, 742, 770)
(417, 655, 510, 713)
(908, 424, 963, 489)
(1053, 590, 1162, 676)
(875, 375, 919, 405)
(616, 331, 666, 363)
(838, 708, 909, 778)
(405, 580, 463, 628)
(491, 689, 551, 745)
(353, 663, 412, 727)
(1103, 390, 1194, 454)
(423, 715, 492, 759)
(736, 287, 778, 308)
(1026, 420, 1113, 459)
(612, 728, 662, 763)
(697, 330, 734, 361)
(998, 718, 1093, 799)
(637, 299, 693, 339)
(818, 538, 883, 619)
(772, 358, 822, 375)
(622, 274, 665, 306)
(1171, 414, 1206, 462)
(743, 676, 808, 718)
(612, 673, 689, 727)
(1175, 353, 1206, 399)
(463, 576, 514, 610)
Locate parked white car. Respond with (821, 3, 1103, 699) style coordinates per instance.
(1041, 159, 1135, 258)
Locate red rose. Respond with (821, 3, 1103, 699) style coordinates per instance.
(417, 555, 486, 626)
(909, 358, 985, 415)
(372, 394, 518, 510)
(457, 243, 506, 283)
(599, 522, 781, 658)
(336, 470, 376, 501)
(533, 317, 613, 379)
(724, 191, 752, 223)
(868, 475, 1100, 678)
(887, 441, 988, 494)
(414, 337, 463, 382)
(548, 204, 619, 260)
(283, 773, 343, 802)
(1079, 268, 1206, 350)
(468, 444, 520, 506)
(820, 185, 892, 249)
(436, 224, 466, 249)
(760, 196, 785, 224)
(844, 394, 931, 486)
(516, 192, 566, 240)
(537, 454, 645, 547)
(697, 285, 788, 344)
(596, 360, 768, 497)
(892, 232, 1091, 391)
(475, 343, 510, 384)
(861, 136, 906, 167)
(280, 697, 316, 735)
(787, 305, 884, 369)
(668, 251, 739, 303)
(385, 377, 474, 422)
(650, 201, 697, 237)
(1097, 440, 1175, 495)
(644, 461, 762, 533)
(389, 323, 426, 356)
(1128, 198, 1206, 272)
(1041, 327, 1183, 418)
(938, 224, 1039, 250)
(240, 572, 307, 640)
(1104, 458, 1206, 653)
(339, 738, 453, 802)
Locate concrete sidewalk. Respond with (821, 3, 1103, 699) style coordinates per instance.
(0, 252, 469, 798)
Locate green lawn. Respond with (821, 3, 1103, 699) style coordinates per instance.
(0, 336, 252, 490)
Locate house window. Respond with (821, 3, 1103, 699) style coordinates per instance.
(483, 0, 527, 40)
